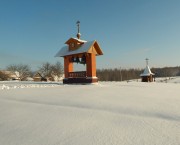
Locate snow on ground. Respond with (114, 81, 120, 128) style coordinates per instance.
(0, 81, 62, 90)
(0, 80, 180, 145)
(156, 76, 180, 83)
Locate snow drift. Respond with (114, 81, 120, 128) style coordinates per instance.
(0, 80, 180, 145)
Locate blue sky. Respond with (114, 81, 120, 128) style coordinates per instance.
(0, 0, 180, 70)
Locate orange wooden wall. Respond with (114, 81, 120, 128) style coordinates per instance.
(86, 53, 96, 77)
(64, 56, 73, 78)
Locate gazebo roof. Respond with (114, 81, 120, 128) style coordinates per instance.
(55, 40, 103, 57)
(140, 65, 154, 77)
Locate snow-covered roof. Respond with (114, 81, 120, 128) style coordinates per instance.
(140, 66, 154, 77)
(0, 70, 19, 79)
(65, 37, 87, 44)
(55, 40, 103, 57)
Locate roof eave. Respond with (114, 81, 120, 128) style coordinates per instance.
(93, 41, 103, 55)
(140, 73, 155, 77)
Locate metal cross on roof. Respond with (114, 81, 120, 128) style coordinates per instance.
(145, 58, 149, 66)
(76, 21, 81, 39)
(76, 21, 80, 33)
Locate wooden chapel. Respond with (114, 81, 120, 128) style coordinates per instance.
(140, 58, 155, 82)
(55, 21, 103, 84)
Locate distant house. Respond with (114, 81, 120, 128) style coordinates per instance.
(0, 70, 20, 80)
(140, 59, 155, 82)
(33, 73, 47, 82)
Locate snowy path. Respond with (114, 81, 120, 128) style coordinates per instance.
(0, 82, 180, 145)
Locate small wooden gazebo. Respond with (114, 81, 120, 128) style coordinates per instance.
(140, 58, 155, 82)
(55, 21, 103, 84)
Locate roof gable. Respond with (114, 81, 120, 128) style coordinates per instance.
(33, 72, 43, 78)
(55, 40, 103, 57)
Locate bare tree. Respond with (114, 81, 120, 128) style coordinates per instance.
(6, 64, 31, 81)
(97, 66, 180, 82)
(38, 62, 52, 77)
(0, 71, 9, 81)
(51, 61, 63, 77)
(97, 68, 142, 81)
(38, 61, 63, 81)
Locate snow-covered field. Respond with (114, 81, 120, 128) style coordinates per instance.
(0, 79, 180, 145)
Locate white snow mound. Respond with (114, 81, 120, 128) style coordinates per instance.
(0, 81, 180, 145)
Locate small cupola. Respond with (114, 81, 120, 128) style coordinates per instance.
(140, 58, 155, 82)
(65, 21, 86, 51)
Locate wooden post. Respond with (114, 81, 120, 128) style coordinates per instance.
(64, 56, 73, 78)
(86, 53, 96, 77)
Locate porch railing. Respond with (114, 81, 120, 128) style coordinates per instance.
(68, 71, 86, 78)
